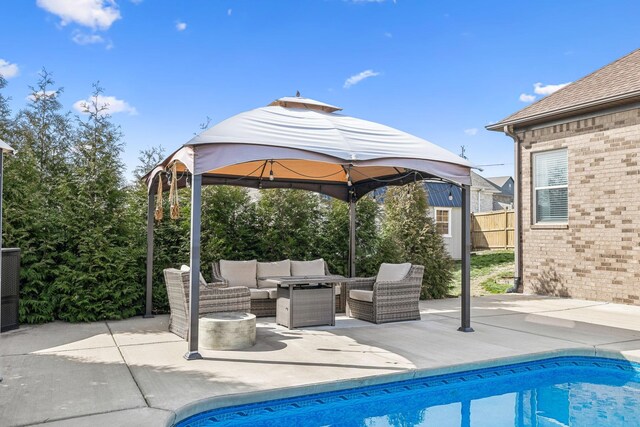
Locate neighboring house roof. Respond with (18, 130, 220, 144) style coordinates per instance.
(493, 200, 513, 211)
(425, 182, 461, 208)
(487, 176, 512, 188)
(487, 176, 514, 196)
(471, 171, 501, 193)
(425, 175, 514, 209)
(487, 48, 640, 130)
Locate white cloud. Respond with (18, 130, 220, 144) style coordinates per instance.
(343, 69, 380, 89)
(176, 21, 187, 31)
(0, 59, 19, 79)
(73, 95, 137, 115)
(519, 93, 536, 103)
(36, 0, 121, 30)
(227, 8, 232, 16)
(72, 31, 105, 45)
(384, 32, 392, 38)
(27, 90, 57, 101)
(464, 128, 478, 136)
(533, 82, 571, 96)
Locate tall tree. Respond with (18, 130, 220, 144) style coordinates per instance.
(255, 189, 323, 261)
(201, 186, 257, 267)
(352, 195, 382, 277)
(0, 75, 12, 140)
(4, 70, 71, 323)
(132, 146, 165, 181)
(320, 198, 349, 275)
(54, 83, 142, 321)
(149, 188, 190, 312)
(381, 183, 453, 299)
(321, 195, 382, 277)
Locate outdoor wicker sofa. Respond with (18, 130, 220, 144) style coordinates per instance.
(212, 259, 347, 317)
(346, 263, 425, 324)
(163, 268, 251, 339)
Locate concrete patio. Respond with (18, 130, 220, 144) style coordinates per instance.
(2, 294, 640, 426)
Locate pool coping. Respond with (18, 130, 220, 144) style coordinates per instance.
(169, 346, 638, 426)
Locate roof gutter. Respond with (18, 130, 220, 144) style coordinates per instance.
(504, 125, 523, 293)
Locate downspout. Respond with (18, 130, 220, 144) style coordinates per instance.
(504, 125, 523, 293)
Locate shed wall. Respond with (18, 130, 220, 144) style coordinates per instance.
(432, 207, 462, 260)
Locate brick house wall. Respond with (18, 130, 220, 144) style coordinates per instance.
(518, 107, 640, 305)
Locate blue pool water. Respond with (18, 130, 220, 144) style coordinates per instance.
(177, 356, 640, 427)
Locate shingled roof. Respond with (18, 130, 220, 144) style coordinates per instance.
(486, 176, 512, 188)
(487, 48, 640, 131)
(471, 171, 501, 193)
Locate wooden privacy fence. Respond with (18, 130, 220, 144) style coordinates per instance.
(471, 210, 514, 250)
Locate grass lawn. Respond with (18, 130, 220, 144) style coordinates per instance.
(449, 250, 514, 297)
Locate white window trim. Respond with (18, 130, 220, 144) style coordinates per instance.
(532, 149, 568, 225)
(434, 207, 452, 238)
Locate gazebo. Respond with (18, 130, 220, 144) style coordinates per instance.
(144, 96, 474, 360)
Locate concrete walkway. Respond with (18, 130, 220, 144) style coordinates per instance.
(1, 294, 640, 426)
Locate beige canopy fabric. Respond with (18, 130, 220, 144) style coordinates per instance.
(0, 139, 14, 153)
(145, 97, 472, 201)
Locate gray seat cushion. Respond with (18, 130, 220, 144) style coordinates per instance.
(266, 288, 278, 299)
(179, 265, 207, 287)
(291, 258, 325, 276)
(349, 289, 373, 303)
(249, 289, 270, 300)
(257, 260, 291, 288)
(376, 263, 411, 282)
(220, 259, 258, 288)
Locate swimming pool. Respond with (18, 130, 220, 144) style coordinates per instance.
(177, 356, 640, 427)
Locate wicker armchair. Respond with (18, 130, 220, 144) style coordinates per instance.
(346, 265, 425, 324)
(163, 268, 251, 339)
(212, 260, 347, 316)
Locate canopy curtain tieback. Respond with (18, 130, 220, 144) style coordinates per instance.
(169, 163, 180, 219)
(154, 174, 163, 221)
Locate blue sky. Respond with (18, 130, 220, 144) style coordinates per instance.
(1, 0, 640, 181)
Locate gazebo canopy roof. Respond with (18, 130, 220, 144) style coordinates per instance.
(145, 96, 472, 201)
(0, 139, 14, 153)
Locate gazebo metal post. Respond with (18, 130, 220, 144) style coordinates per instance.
(185, 173, 203, 360)
(144, 191, 155, 318)
(459, 184, 474, 332)
(348, 194, 356, 277)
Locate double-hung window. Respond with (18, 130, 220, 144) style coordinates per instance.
(434, 208, 451, 237)
(533, 149, 568, 223)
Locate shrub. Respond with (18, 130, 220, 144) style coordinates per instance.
(381, 183, 454, 299)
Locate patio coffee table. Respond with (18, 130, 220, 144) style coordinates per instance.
(261, 275, 353, 329)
